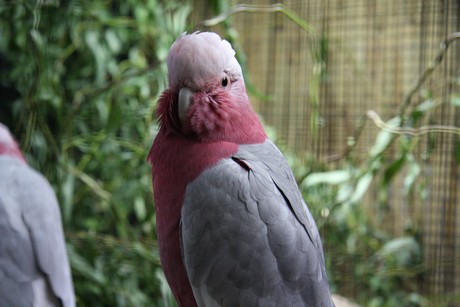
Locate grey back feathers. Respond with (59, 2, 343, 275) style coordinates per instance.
(0, 156, 75, 307)
(181, 140, 334, 307)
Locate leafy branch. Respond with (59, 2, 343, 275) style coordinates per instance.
(328, 32, 460, 163)
(399, 32, 460, 120)
(300, 33, 459, 307)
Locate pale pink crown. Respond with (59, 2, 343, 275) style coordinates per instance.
(167, 32, 243, 90)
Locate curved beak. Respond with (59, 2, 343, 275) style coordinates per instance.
(178, 87, 194, 123)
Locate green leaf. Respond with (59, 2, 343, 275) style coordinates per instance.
(30, 29, 45, 48)
(414, 99, 439, 112)
(347, 171, 374, 205)
(376, 236, 420, 267)
(67, 245, 106, 285)
(134, 196, 146, 221)
(403, 155, 421, 194)
(336, 182, 354, 204)
(105, 29, 121, 53)
(60, 159, 75, 223)
(383, 155, 406, 186)
(106, 99, 122, 132)
(303, 170, 351, 187)
(451, 94, 460, 107)
(369, 116, 401, 157)
(85, 30, 107, 84)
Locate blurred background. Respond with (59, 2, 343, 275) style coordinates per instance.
(0, 0, 459, 306)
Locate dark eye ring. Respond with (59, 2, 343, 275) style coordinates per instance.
(221, 77, 229, 87)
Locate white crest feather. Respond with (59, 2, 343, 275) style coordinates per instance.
(167, 32, 242, 90)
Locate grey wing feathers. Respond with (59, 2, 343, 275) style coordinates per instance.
(181, 140, 333, 307)
(0, 157, 75, 307)
(238, 141, 330, 281)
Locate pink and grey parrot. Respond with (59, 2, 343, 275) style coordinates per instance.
(148, 32, 334, 307)
(0, 123, 75, 307)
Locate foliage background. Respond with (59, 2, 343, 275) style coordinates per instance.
(0, 0, 189, 305)
(1, 0, 459, 306)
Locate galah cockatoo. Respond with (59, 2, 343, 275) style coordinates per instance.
(0, 123, 75, 307)
(149, 32, 334, 307)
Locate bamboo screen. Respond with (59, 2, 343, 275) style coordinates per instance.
(191, 0, 459, 304)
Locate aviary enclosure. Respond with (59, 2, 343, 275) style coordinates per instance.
(0, 0, 459, 306)
(192, 0, 460, 305)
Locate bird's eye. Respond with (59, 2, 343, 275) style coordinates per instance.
(221, 77, 229, 87)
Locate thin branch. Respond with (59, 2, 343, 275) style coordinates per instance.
(326, 113, 369, 162)
(330, 32, 460, 162)
(399, 32, 460, 120)
(367, 110, 460, 136)
(199, 3, 314, 33)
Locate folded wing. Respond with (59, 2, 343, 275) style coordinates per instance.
(181, 140, 333, 307)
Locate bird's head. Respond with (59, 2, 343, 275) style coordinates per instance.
(156, 32, 266, 144)
(0, 123, 25, 162)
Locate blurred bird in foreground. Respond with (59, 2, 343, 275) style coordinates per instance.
(0, 123, 75, 307)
